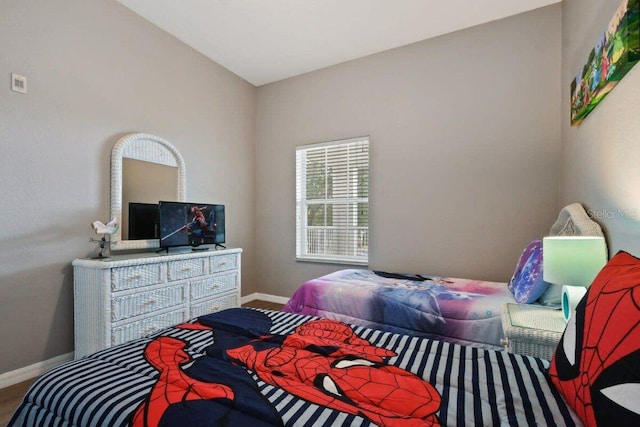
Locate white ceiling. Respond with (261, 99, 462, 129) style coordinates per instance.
(117, 0, 561, 86)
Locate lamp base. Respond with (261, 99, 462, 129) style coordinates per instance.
(561, 286, 587, 321)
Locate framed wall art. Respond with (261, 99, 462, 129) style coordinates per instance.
(570, 0, 639, 126)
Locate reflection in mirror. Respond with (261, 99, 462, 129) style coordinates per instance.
(110, 133, 186, 251)
(121, 158, 178, 239)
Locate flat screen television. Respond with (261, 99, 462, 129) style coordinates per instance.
(159, 201, 225, 249)
(128, 202, 160, 240)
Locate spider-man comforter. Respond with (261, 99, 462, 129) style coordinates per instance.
(10, 308, 579, 426)
(283, 269, 516, 350)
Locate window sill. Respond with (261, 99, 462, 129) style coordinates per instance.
(295, 256, 368, 267)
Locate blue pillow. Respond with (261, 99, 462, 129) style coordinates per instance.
(508, 240, 550, 303)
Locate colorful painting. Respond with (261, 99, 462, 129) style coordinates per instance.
(571, 0, 640, 126)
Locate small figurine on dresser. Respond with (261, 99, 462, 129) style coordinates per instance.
(90, 217, 119, 258)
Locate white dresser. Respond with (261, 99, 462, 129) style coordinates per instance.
(72, 248, 241, 358)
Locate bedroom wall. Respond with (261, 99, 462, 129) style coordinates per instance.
(561, 0, 640, 257)
(255, 5, 562, 297)
(0, 0, 256, 375)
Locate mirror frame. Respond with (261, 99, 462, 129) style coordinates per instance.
(110, 133, 186, 250)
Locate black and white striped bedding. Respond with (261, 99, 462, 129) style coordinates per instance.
(10, 308, 580, 426)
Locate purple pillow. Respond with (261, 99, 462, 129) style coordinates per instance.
(508, 240, 550, 303)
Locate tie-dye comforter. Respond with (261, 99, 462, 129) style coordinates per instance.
(282, 269, 516, 350)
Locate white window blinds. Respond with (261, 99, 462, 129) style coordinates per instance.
(296, 136, 369, 264)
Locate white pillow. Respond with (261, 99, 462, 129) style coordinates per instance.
(537, 283, 562, 307)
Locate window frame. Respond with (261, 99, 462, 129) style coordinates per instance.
(295, 136, 369, 265)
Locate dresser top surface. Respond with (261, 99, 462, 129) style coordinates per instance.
(73, 247, 242, 268)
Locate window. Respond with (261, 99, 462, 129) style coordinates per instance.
(296, 136, 369, 264)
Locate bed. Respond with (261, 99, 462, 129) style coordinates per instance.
(283, 270, 513, 350)
(8, 308, 575, 427)
(283, 203, 605, 350)
(9, 252, 640, 427)
(10, 249, 640, 426)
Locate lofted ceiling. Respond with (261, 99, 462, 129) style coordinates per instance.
(117, 0, 561, 86)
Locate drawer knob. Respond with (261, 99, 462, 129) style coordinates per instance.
(500, 338, 509, 347)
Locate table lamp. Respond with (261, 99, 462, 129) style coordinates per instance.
(543, 236, 607, 321)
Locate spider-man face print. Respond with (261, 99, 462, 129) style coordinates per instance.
(132, 311, 441, 426)
(227, 319, 441, 427)
(549, 251, 640, 427)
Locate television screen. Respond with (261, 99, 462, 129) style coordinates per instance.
(159, 201, 225, 248)
(128, 203, 159, 240)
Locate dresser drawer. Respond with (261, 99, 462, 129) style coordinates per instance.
(190, 272, 238, 301)
(168, 258, 205, 281)
(112, 285, 185, 321)
(190, 294, 238, 318)
(73, 249, 241, 358)
(111, 264, 163, 291)
(210, 254, 238, 272)
(111, 308, 187, 346)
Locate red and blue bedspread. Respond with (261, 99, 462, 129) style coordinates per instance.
(10, 308, 578, 426)
(282, 269, 517, 350)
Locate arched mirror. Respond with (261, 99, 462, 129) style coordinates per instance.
(110, 133, 186, 250)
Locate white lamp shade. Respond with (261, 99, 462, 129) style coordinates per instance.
(543, 236, 607, 287)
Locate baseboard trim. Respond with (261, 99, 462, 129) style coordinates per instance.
(241, 292, 290, 305)
(0, 352, 74, 389)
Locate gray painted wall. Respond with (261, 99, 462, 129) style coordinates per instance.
(0, 2, 570, 377)
(561, 0, 640, 257)
(255, 5, 562, 298)
(0, 0, 256, 374)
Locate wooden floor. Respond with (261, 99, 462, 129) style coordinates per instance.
(0, 300, 284, 426)
(241, 299, 284, 311)
(0, 379, 34, 426)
